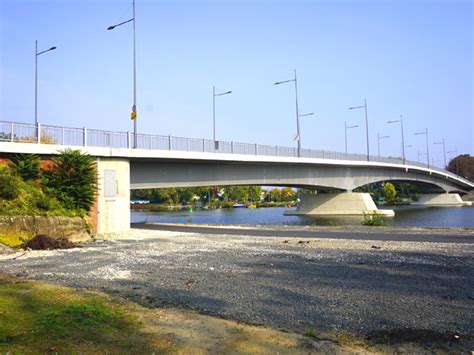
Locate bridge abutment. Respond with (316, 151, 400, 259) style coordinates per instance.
(414, 193, 472, 207)
(95, 157, 131, 234)
(286, 192, 395, 217)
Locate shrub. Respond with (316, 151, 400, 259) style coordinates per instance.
(0, 167, 22, 199)
(10, 154, 41, 181)
(42, 149, 97, 212)
(362, 213, 385, 226)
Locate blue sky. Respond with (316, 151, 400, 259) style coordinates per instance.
(1, 0, 472, 166)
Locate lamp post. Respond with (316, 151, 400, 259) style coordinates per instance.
(387, 114, 406, 164)
(415, 128, 430, 168)
(349, 99, 370, 161)
(274, 69, 301, 157)
(447, 148, 458, 175)
(35, 40, 57, 133)
(377, 133, 390, 157)
(212, 86, 232, 150)
(344, 122, 358, 154)
(107, 0, 137, 148)
(433, 138, 446, 168)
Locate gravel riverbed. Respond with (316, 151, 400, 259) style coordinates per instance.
(0, 226, 473, 346)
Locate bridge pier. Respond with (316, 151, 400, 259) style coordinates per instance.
(414, 193, 472, 207)
(286, 192, 395, 217)
(95, 157, 131, 234)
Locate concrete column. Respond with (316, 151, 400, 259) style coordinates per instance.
(414, 193, 472, 207)
(96, 158, 131, 234)
(285, 192, 395, 216)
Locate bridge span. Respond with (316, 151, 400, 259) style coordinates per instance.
(1, 120, 473, 233)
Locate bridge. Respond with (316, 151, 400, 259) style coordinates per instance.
(1, 120, 473, 233)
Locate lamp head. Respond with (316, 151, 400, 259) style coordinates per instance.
(107, 25, 116, 30)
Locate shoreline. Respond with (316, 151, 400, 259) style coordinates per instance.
(131, 221, 474, 234)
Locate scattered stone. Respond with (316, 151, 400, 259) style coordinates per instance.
(0, 244, 15, 255)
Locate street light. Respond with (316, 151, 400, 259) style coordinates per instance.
(212, 86, 232, 150)
(274, 69, 301, 157)
(349, 99, 370, 161)
(414, 128, 430, 168)
(447, 148, 458, 175)
(387, 114, 406, 164)
(35, 40, 57, 133)
(377, 133, 390, 157)
(107, 0, 137, 148)
(344, 122, 358, 154)
(433, 138, 446, 168)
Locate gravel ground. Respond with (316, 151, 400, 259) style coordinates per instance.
(0, 226, 473, 346)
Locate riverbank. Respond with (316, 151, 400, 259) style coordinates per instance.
(131, 201, 292, 211)
(0, 227, 472, 353)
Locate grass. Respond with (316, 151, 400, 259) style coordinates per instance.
(0, 274, 173, 353)
(0, 232, 30, 248)
(0, 274, 309, 354)
(304, 328, 317, 338)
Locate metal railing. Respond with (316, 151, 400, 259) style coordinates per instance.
(0, 120, 470, 185)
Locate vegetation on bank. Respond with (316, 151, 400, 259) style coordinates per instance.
(0, 151, 97, 217)
(0, 151, 97, 247)
(362, 213, 386, 226)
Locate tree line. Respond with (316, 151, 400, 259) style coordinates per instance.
(131, 186, 299, 205)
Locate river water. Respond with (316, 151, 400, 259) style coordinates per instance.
(131, 205, 474, 228)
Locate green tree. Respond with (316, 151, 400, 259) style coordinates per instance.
(382, 182, 397, 202)
(10, 154, 41, 181)
(248, 186, 263, 203)
(280, 187, 296, 201)
(42, 149, 97, 213)
(223, 186, 249, 202)
(264, 188, 282, 202)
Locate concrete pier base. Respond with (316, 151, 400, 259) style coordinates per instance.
(285, 192, 395, 217)
(462, 191, 474, 202)
(414, 193, 473, 207)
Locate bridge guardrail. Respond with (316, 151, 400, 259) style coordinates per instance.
(0, 120, 470, 185)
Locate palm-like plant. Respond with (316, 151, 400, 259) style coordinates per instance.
(42, 149, 97, 212)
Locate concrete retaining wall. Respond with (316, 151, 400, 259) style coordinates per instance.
(0, 216, 91, 244)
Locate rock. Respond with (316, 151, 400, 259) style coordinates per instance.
(0, 243, 15, 255)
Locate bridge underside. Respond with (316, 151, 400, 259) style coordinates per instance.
(130, 160, 466, 193)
